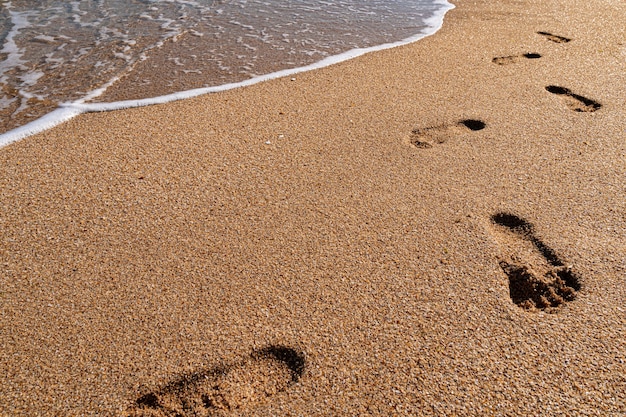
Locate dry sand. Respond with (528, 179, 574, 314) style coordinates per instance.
(1, 0, 625, 415)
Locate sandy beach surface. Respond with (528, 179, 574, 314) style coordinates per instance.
(1, 0, 625, 415)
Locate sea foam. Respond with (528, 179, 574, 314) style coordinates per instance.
(0, 0, 453, 148)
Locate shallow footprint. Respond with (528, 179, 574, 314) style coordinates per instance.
(490, 213, 581, 312)
(537, 31, 571, 43)
(546, 85, 602, 112)
(128, 345, 305, 417)
(409, 119, 486, 148)
(492, 53, 541, 65)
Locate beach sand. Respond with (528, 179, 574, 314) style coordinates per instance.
(1, 0, 625, 415)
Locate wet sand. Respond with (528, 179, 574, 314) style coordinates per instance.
(1, 0, 625, 415)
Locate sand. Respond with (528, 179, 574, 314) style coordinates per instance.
(1, 0, 625, 415)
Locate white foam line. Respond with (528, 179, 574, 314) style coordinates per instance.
(0, 1, 454, 149)
(0, 107, 82, 148)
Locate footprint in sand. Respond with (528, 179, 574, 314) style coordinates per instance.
(490, 213, 581, 312)
(546, 85, 602, 112)
(409, 119, 486, 148)
(492, 53, 542, 65)
(127, 345, 305, 417)
(537, 31, 571, 43)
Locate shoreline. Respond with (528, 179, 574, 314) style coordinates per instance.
(0, 1, 454, 148)
(1, 0, 625, 415)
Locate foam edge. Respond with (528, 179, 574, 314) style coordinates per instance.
(0, 1, 454, 149)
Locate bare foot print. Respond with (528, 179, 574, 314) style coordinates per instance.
(492, 53, 542, 65)
(537, 31, 571, 43)
(128, 345, 306, 416)
(409, 119, 486, 148)
(490, 213, 581, 312)
(546, 85, 602, 112)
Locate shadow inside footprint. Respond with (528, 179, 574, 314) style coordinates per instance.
(546, 85, 602, 112)
(410, 119, 485, 148)
(128, 345, 305, 417)
(537, 31, 571, 43)
(492, 53, 541, 65)
(491, 213, 581, 312)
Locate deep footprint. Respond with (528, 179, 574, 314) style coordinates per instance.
(490, 213, 581, 312)
(537, 31, 571, 43)
(492, 53, 541, 65)
(410, 119, 486, 148)
(128, 345, 305, 416)
(546, 85, 602, 112)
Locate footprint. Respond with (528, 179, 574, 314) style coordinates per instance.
(490, 213, 581, 312)
(492, 53, 542, 65)
(409, 119, 486, 148)
(537, 31, 571, 43)
(128, 345, 305, 416)
(546, 85, 602, 112)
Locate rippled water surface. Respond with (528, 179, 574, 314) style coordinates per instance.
(0, 0, 450, 134)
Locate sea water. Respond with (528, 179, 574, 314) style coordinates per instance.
(0, 0, 452, 146)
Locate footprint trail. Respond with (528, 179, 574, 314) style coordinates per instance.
(546, 85, 602, 112)
(492, 53, 541, 65)
(537, 31, 571, 43)
(490, 213, 581, 312)
(409, 119, 486, 148)
(127, 345, 305, 416)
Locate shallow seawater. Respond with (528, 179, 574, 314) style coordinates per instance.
(0, 0, 451, 136)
